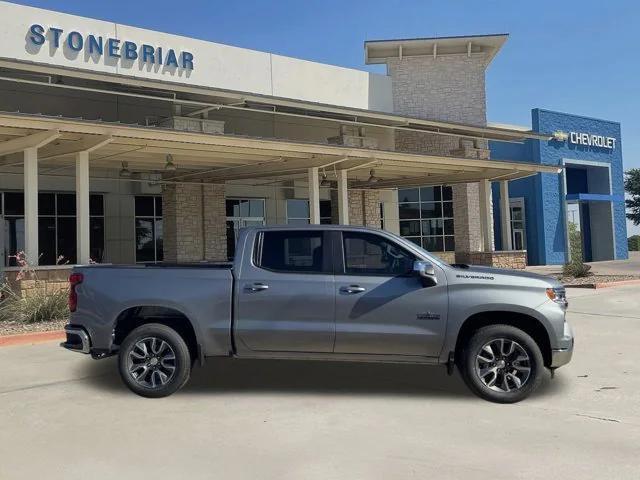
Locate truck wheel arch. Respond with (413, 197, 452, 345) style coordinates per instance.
(454, 311, 552, 367)
(112, 306, 200, 363)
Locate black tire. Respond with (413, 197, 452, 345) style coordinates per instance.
(118, 323, 191, 398)
(459, 324, 544, 403)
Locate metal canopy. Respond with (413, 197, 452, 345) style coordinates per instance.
(0, 112, 559, 189)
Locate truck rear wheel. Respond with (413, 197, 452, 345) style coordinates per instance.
(459, 324, 544, 403)
(118, 323, 191, 398)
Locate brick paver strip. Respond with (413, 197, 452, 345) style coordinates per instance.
(0, 330, 65, 347)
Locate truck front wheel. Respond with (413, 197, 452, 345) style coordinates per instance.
(459, 324, 544, 403)
(118, 323, 191, 398)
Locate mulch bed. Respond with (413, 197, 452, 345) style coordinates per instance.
(0, 319, 67, 337)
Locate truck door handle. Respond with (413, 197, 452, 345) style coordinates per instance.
(245, 283, 269, 292)
(340, 285, 366, 294)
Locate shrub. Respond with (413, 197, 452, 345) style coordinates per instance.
(629, 235, 640, 252)
(0, 283, 69, 323)
(562, 261, 592, 278)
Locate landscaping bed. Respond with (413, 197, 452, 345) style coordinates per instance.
(0, 318, 67, 337)
(560, 275, 640, 288)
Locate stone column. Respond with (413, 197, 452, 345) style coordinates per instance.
(163, 183, 228, 263)
(347, 190, 381, 228)
(386, 52, 491, 262)
(452, 183, 482, 262)
(162, 183, 204, 263)
(203, 184, 227, 261)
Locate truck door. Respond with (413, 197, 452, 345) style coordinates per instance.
(333, 231, 448, 357)
(235, 229, 335, 353)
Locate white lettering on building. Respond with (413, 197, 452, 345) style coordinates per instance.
(569, 132, 616, 149)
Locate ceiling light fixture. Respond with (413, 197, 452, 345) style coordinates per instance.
(119, 161, 131, 178)
(165, 154, 177, 171)
(320, 171, 331, 187)
(367, 169, 380, 184)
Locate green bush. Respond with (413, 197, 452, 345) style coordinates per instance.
(562, 262, 592, 278)
(629, 235, 640, 252)
(0, 283, 69, 323)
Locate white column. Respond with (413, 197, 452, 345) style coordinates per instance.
(500, 180, 513, 251)
(337, 169, 349, 225)
(478, 179, 494, 252)
(308, 167, 320, 224)
(76, 151, 91, 264)
(23, 147, 39, 265)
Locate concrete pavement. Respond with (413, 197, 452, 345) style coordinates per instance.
(526, 251, 640, 276)
(1, 286, 639, 480)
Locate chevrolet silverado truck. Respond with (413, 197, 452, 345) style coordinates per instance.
(61, 225, 573, 403)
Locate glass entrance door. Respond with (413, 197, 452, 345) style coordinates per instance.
(509, 199, 527, 250)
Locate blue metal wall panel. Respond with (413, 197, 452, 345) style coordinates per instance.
(490, 108, 628, 265)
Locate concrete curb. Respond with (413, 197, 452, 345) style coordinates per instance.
(0, 330, 65, 347)
(565, 279, 640, 289)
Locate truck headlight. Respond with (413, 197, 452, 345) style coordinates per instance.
(546, 287, 567, 306)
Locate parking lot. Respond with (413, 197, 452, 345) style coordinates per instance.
(1, 285, 639, 480)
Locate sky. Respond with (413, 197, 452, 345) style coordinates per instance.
(12, 0, 640, 234)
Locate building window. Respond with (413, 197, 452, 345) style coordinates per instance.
(2, 192, 105, 266)
(226, 198, 265, 260)
(286, 199, 332, 225)
(398, 186, 455, 252)
(135, 196, 163, 263)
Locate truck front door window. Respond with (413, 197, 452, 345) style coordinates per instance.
(343, 232, 414, 276)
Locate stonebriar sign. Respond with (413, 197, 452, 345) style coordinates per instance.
(28, 24, 195, 70)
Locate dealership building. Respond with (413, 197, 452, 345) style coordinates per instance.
(0, 2, 628, 287)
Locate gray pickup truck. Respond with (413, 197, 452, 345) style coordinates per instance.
(62, 225, 573, 403)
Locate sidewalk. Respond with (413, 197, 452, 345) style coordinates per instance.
(526, 251, 640, 276)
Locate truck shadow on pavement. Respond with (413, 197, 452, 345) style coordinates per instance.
(82, 357, 568, 399)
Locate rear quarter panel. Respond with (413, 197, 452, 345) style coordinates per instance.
(71, 266, 234, 356)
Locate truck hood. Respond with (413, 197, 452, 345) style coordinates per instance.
(449, 264, 561, 288)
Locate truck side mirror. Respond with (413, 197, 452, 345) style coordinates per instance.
(413, 260, 437, 286)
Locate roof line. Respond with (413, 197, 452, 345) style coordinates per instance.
(365, 33, 509, 44)
(0, 60, 551, 142)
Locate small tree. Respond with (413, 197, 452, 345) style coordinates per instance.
(625, 169, 640, 226)
(567, 221, 583, 262)
(563, 221, 591, 278)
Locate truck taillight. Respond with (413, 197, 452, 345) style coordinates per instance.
(68, 273, 84, 312)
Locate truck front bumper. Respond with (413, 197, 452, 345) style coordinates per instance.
(550, 321, 574, 368)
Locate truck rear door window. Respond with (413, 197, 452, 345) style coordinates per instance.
(259, 231, 329, 273)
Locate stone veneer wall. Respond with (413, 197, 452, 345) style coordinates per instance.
(163, 183, 227, 263)
(386, 54, 491, 259)
(431, 251, 456, 264)
(4, 266, 72, 297)
(347, 190, 381, 227)
(463, 250, 527, 270)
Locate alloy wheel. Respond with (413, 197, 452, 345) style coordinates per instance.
(127, 336, 177, 389)
(474, 338, 531, 393)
